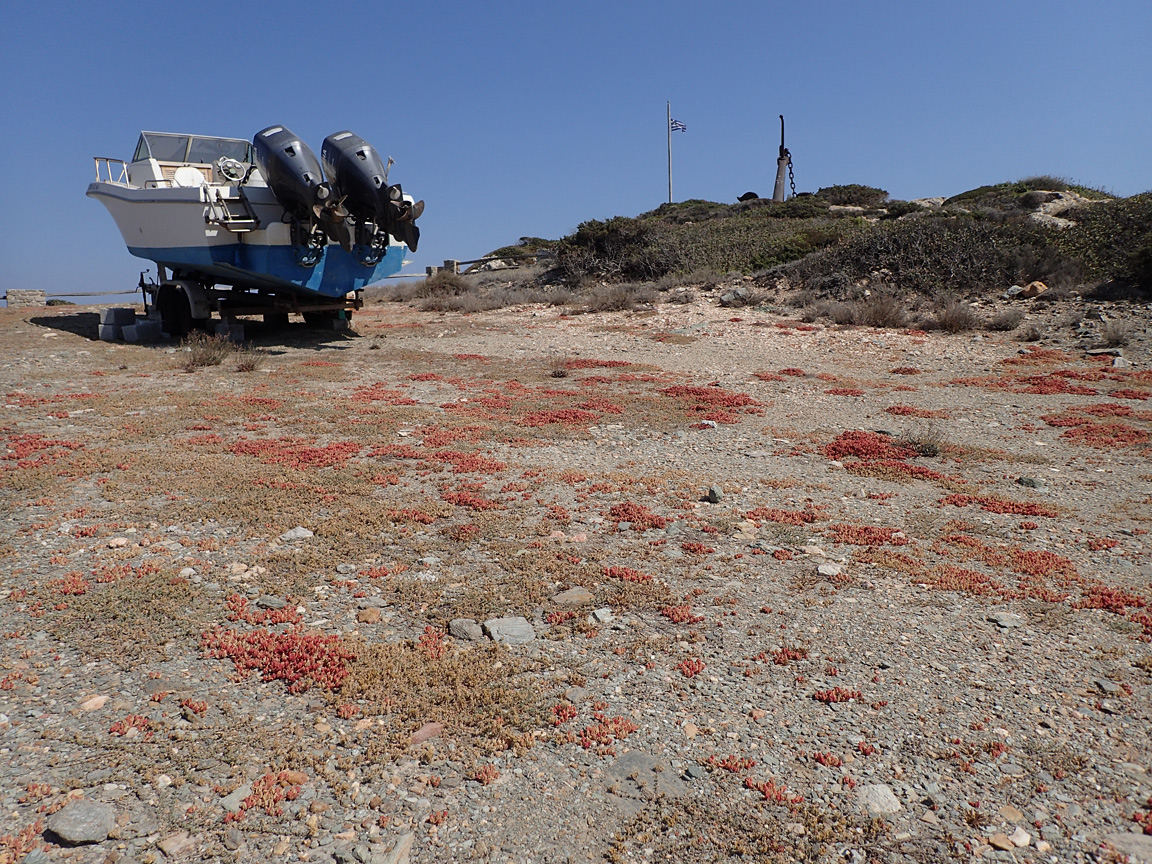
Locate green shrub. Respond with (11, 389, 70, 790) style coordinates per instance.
(769, 213, 1081, 299)
(878, 200, 924, 220)
(1054, 192, 1152, 289)
(816, 185, 889, 208)
(555, 207, 857, 284)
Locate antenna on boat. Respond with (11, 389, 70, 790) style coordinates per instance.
(384, 157, 394, 185)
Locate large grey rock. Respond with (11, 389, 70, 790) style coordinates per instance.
(856, 784, 902, 817)
(46, 799, 116, 844)
(483, 616, 535, 644)
(449, 618, 484, 641)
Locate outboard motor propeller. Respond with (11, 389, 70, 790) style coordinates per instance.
(321, 130, 423, 252)
(253, 125, 352, 252)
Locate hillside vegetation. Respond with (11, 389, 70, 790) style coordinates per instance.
(545, 179, 1151, 297)
(373, 178, 1151, 324)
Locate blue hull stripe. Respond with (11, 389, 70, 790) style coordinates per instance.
(126, 243, 405, 298)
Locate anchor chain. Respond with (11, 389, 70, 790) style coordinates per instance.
(788, 157, 796, 200)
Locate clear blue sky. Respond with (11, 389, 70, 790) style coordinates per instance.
(1, 0, 1149, 303)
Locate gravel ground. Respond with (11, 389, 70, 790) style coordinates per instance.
(1, 291, 1151, 864)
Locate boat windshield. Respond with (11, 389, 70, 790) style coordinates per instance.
(133, 133, 251, 164)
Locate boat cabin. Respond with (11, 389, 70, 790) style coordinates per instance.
(123, 132, 255, 188)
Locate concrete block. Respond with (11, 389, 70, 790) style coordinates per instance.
(121, 324, 140, 343)
(132, 319, 163, 342)
(98, 324, 121, 342)
(99, 308, 136, 326)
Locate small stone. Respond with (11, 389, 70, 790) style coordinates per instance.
(223, 829, 243, 851)
(157, 831, 199, 857)
(278, 526, 314, 542)
(220, 784, 252, 813)
(551, 587, 594, 605)
(802, 545, 826, 557)
(482, 616, 535, 644)
(1016, 476, 1046, 490)
(987, 611, 1023, 629)
(817, 563, 843, 578)
(750, 709, 767, 721)
(409, 722, 443, 746)
(683, 722, 698, 739)
(999, 762, 1026, 776)
(1113, 356, 1131, 369)
(988, 833, 1014, 851)
(857, 784, 902, 816)
(706, 485, 723, 503)
(998, 804, 1024, 823)
(154, 774, 173, 789)
(448, 618, 484, 641)
(591, 607, 615, 624)
(272, 837, 291, 856)
(1009, 826, 1031, 847)
(1094, 678, 1121, 695)
(920, 809, 939, 825)
(381, 832, 414, 864)
(80, 695, 108, 711)
(107, 537, 129, 548)
(255, 595, 286, 609)
(47, 799, 116, 844)
(684, 764, 706, 780)
(357, 607, 381, 624)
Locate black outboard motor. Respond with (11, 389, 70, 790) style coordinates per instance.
(321, 130, 423, 253)
(253, 125, 352, 252)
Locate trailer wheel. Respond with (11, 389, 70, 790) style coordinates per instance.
(158, 284, 208, 338)
(302, 310, 352, 330)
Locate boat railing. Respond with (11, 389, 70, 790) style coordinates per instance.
(93, 157, 131, 187)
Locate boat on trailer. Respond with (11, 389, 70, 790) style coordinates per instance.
(87, 127, 422, 334)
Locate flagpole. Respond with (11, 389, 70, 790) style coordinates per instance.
(667, 101, 673, 204)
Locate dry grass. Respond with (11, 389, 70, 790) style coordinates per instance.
(934, 301, 981, 333)
(340, 637, 545, 760)
(986, 308, 1024, 332)
(179, 333, 234, 370)
(1101, 319, 1132, 347)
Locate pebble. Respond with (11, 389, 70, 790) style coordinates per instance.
(482, 617, 536, 644)
(552, 587, 594, 604)
(278, 526, 314, 542)
(856, 784, 902, 816)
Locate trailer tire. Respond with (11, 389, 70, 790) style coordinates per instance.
(158, 284, 208, 338)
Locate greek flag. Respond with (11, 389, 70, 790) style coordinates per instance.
(670, 118, 687, 133)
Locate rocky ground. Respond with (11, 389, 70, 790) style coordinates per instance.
(1, 289, 1151, 864)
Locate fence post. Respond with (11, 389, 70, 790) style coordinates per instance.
(444, 260, 460, 274)
(426, 266, 440, 277)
